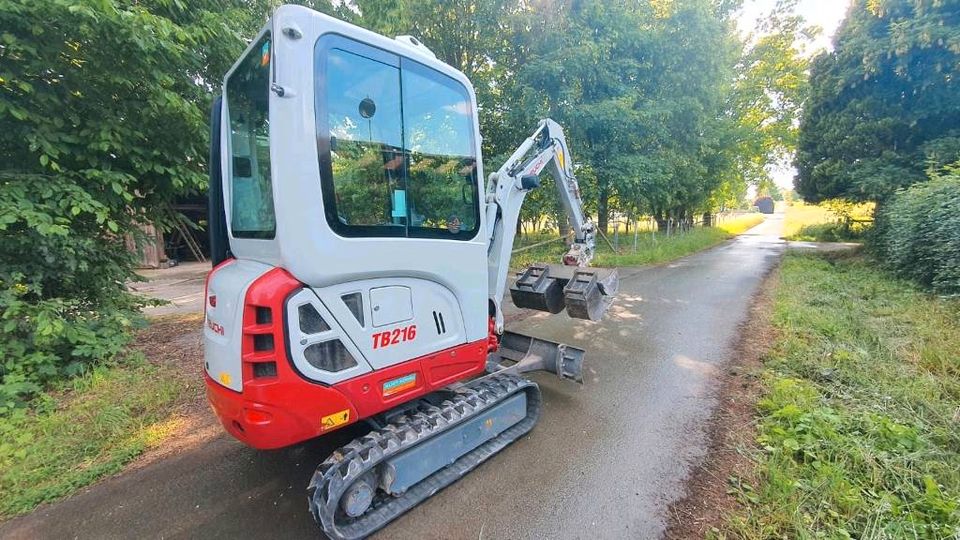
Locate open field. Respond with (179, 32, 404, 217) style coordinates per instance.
(512, 213, 765, 269)
(783, 202, 873, 242)
(717, 252, 960, 538)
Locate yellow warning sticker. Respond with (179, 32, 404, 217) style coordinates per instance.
(321, 409, 350, 431)
(218, 372, 232, 386)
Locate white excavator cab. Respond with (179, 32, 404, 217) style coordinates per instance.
(203, 6, 616, 538)
(206, 6, 490, 391)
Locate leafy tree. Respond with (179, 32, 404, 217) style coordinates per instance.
(795, 0, 960, 203)
(337, 0, 805, 233)
(0, 0, 821, 407)
(0, 0, 253, 407)
(876, 166, 960, 294)
(730, 0, 812, 194)
(766, 183, 784, 201)
(505, 0, 745, 232)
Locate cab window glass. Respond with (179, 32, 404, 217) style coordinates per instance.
(402, 60, 478, 237)
(227, 33, 275, 239)
(325, 48, 403, 230)
(316, 37, 479, 240)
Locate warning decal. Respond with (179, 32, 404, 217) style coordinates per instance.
(321, 409, 350, 431)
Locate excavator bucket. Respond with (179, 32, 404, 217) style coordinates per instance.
(510, 263, 618, 321)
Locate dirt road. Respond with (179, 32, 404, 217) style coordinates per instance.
(0, 216, 784, 540)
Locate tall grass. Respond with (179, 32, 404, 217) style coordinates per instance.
(719, 253, 960, 538)
(0, 318, 192, 519)
(875, 172, 960, 295)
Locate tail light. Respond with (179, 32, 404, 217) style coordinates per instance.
(204, 257, 235, 317)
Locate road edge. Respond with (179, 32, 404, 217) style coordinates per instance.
(664, 259, 781, 538)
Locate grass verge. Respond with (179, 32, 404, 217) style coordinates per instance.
(718, 252, 960, 538)
(512, 213, 765, 269)
(0, 315, 198, 520)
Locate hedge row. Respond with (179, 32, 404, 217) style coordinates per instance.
(875, 171, 960, 295)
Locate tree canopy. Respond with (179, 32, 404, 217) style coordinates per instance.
(339, 0, 810, 230)
(795, 0, 960, 203)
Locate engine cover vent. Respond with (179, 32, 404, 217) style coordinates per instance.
(341, 292, 365, 327)
(304, 340, 358, 372)
(298, 303, 331, 334)
(432, 310, 447, 335)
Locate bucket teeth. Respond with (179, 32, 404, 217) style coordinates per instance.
(509, 264, 618, 321)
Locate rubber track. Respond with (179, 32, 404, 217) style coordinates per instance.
(307, 374, 541, 540)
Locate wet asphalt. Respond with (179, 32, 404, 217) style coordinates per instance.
(0, 215, 785, 540)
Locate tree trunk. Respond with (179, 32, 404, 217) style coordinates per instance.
(654, 210, 668, 232)
(556, 213, 571, 245)
(597, 182, 610, 234)
(703, 212, 713, 227)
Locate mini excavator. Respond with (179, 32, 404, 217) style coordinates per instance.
(203, 6, 618, 538)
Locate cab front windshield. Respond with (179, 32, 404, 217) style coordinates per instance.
(316, 37, 479, 240)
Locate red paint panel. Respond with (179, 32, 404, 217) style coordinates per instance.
(205, 372, 357, 450)
(206, 267, 360, 450)
(421, 341, 489, 387)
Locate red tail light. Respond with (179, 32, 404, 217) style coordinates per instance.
(204, 257, 234, 316)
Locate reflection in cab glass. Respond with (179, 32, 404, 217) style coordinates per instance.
(227, 33, 276, 239)
(321, 43, 479, 240)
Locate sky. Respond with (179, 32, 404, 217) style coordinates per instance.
(736, 0, 851, 190)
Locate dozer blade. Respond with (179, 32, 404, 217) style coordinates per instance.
(509, 263, 618, 321)
(493, 331, 585, 383)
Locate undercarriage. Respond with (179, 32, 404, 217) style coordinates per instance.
(307, 332, 584, 540)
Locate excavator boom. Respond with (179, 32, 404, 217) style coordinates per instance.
(485, 119, 618, 330)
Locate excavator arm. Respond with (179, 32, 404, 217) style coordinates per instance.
(485, 119, 618, 332)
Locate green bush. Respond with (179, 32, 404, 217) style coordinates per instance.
(0, 223, 144, 412)
(0, 0, 248, 411)
(876, 170, 960, 295)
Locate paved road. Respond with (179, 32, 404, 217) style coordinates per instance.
(131, 262, 208, 318)
(1, 215, 785, 540)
